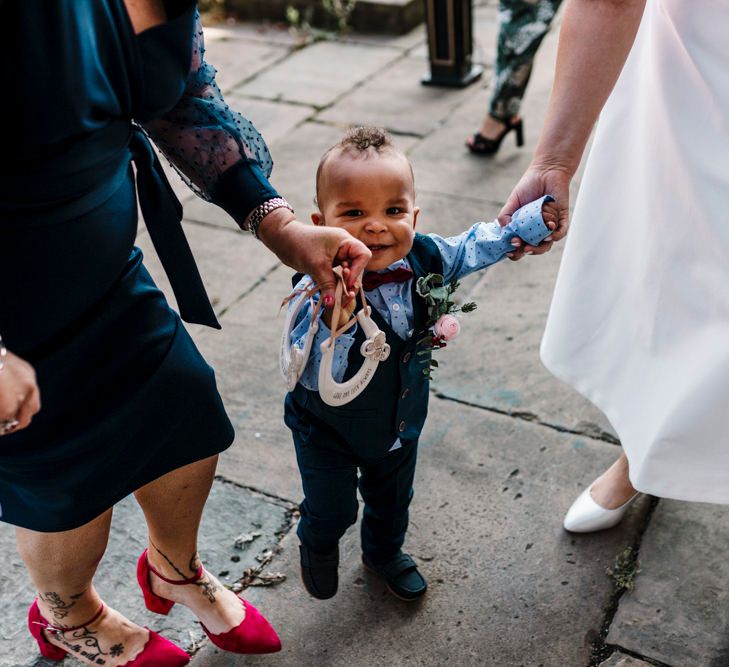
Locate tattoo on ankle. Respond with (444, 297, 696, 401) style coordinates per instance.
(198, 572, 220, 604)
(188, 553, 201, 576)
(150, 542, 220, 603)
(40, 591, 85, 620)
(189, 554, 220, 604)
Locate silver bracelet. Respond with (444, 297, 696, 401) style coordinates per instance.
(246, 197, 294, 239)
(0, 335, 6, 373)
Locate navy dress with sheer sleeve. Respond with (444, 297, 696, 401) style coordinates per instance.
(0, 1, 278, 531)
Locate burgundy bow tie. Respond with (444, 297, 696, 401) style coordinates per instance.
(362, 267, 414, 291)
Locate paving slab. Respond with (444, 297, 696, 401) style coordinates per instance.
(410, 183, 612, 439)
(409, 67, 558, 205)
(415, 190, 508, 238)
(193, 266, 304, 503)
(407, 7, 581, 206)
(428, 223, 616, 439)
(599, 652, 655, 667)
(607, 500, 729, 667)
(318, 55, 486, 136)
(0, 481, 290, 666)
(192, 397, 648, 666)
(235, 41, 402, 108)
(225, 94, 314, 145)
(339, 21, 426, 52)
(136, 219, 280, 317)
(203, 31, 291, 93)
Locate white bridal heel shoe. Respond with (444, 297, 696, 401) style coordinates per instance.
(563, 483, 639, 533)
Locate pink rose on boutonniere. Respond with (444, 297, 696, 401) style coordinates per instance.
(415, 273, 476, 379)
(434, 314, 460, 341)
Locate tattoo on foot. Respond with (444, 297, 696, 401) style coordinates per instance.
(109, 643, 125, 658)
(54, 625, 119, 665)
(40, 591, 85, 620)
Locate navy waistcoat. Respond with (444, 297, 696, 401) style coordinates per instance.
(290, 234, 444, 456)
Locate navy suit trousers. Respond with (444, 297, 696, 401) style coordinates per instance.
(285, 399, 418, 564)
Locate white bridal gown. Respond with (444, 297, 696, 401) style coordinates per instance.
(541, 0, 729, 503)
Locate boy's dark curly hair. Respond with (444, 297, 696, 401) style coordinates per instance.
(316, 126, 411, 205)
(338, 126, 393, 152)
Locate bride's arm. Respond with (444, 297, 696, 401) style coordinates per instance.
(532, 0, 647, 177)
(499, 0, 646, 256)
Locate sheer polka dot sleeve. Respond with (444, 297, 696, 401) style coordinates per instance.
(142, 10, 279, 228)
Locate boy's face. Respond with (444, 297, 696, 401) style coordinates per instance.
(313, 149, 419, 272)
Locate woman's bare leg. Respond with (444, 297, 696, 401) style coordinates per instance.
(16, 509, 150, 666)
(133, 455, 245, 634)
(590, 452, 637, 509)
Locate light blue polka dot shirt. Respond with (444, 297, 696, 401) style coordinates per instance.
(289, 196, 552, 391)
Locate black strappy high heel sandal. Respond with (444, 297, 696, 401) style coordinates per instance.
(467, 116, 524, 156)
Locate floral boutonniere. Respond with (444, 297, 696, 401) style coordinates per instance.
(415, 273, 477, 379)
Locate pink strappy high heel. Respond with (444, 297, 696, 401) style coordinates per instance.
(136, 549, 281, 654)
(27, 599, 189, 665)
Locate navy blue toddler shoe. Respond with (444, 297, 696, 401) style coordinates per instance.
(362, 552, 427, 601)
(299, 544, 339, 600)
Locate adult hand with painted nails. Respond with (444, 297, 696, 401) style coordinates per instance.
(499, 164, 570, 261)
(257, 207, 371, 307)
(0, 350, 41, 437)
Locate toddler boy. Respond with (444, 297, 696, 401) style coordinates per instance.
(284, 127, 556, 601)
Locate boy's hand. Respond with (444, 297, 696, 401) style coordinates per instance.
(541, 199, 561, 233)
(499, 165, 571, 260)
(322, 266, 359, 330)
(322, 295, 356, 330)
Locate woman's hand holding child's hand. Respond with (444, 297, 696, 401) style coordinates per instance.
(499, 165, 571, 260)
(506, 198, 561, 259)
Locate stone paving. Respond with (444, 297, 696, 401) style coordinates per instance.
(2, 2, 729, 666)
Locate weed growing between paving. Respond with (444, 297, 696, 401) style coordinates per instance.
(607, 546, 641, 591)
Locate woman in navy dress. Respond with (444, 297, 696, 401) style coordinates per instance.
(0, 1, 368, 664)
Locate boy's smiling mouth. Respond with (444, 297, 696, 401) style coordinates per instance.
(367, 244, 389, 252)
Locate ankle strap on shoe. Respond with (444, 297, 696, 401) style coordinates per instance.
(146, 552, 204, 585)
(35, 602, 106, 635)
